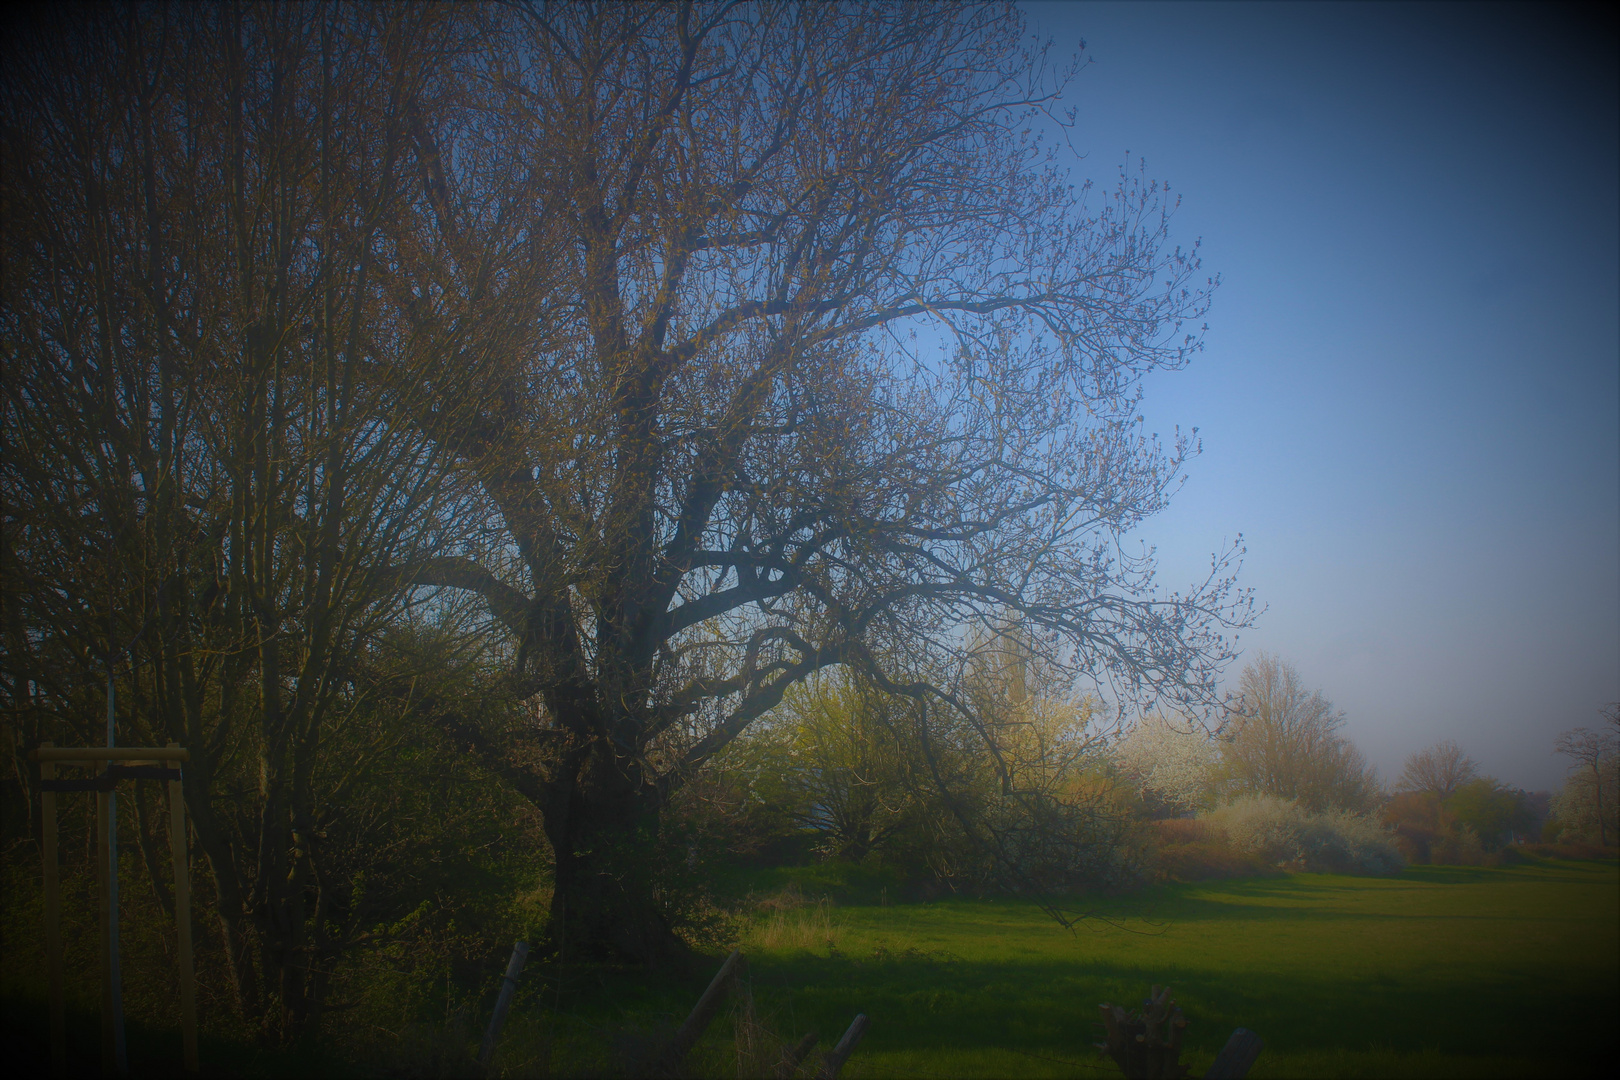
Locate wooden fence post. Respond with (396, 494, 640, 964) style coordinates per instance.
(41, 743, 65, 1074)
(774, 1031, 819, 1079)
(1203, 1028, 1264, 1079)
(167, 743, 198, 1073)
(661, 949, 746, 1073)
(98, 787, 115, 1073)
(817, 1013, 869, 1080)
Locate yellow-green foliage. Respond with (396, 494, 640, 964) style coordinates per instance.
(719, 662, 1137, 892)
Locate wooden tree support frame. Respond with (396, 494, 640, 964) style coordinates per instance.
(31, 742, 197, 1076)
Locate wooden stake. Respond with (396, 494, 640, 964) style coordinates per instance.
(98, 788, 114, 1074)
(41, 744, 65, 1074)
(775, 1030, 819, 1079)
(108, 788, 127, 1075)
(478, 941, 529, 1071)
(817, 1014, 869, 1080)
(663, 949, 745, 1072)
(168, 743, 198, 1073)
(1204, 1028, 1264, 1079)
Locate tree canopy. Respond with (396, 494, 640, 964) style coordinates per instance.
(3, 0, 1252, 980)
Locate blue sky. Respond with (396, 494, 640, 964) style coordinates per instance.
(1020, 1, 1619, 790)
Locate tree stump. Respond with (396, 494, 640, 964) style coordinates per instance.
(1097, 985, 1191, 1079)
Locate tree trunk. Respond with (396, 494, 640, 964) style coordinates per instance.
(542, 746, 686, 965)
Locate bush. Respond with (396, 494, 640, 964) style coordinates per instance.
(1382, 791, 1448, 862)
(1204, 796, 1403, 874)
(1427, 824, 1487, 866)
(1383, 785, 1544, 864)
(1444, 779, 1538, 849)
(1148, 818, 1276, 882)
(1115, 717, 1220, 816)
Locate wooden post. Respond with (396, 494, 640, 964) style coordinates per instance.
(775, 1031, 819, 1080)
(168, 742, 198, 1073)
(662, 949, 745, 1072)
(41, 743, 65, 1074)
(107, 785, 127, 1075)
(817, 1014, 868, 1080)
(478, 941, 529, 1071)
(1203, 1028, 1264, 1080)
(98, 788, 114, 1073)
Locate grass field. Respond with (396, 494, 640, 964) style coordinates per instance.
(6, 858, 1616, 1077)
(495, 858, 1619, 1079)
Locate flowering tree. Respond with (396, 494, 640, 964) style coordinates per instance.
(1116, 715, 1220, 814)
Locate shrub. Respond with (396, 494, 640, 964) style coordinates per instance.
(1204, 796, 1403, 874)
(1382, 791, 1449, 862)
(1148, 818, 1275, 882)
(1115, 716, 1220, 815)
(1428, 824, 1487, 866)
(1444, 779, 1538, 849)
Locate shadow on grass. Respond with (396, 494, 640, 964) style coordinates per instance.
(734, 949, 1616, 1069)
(1395, 860, 1616, 885)
(0, 991, 332, 1079)
(1035, 861, 1620, 927)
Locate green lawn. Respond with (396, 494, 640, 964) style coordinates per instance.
(633, 859, 1617, 1079)
(7, 859, 1616, 1077)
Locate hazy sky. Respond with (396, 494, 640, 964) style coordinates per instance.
(1020, 1, 1619, 790)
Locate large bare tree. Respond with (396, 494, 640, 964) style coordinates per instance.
(391, 1, 1252, 961)
(1397, 740, 1479, 799)
(1554, 719, 1617, 847)
(1223, 654, 1378, 812)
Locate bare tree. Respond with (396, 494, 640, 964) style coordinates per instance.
(1223, 654, 1378, 812)
(1397, 740, 1479, 799)
(389, 1, 1252, 960)
(1554, 723, 1617, 847)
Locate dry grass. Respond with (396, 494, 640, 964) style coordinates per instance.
(741, 893, 843, 955)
